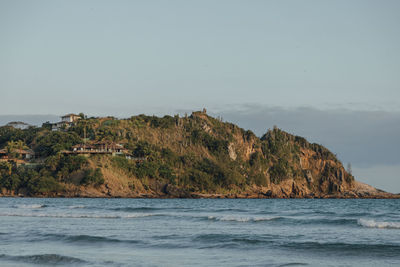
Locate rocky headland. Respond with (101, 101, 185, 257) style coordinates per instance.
(0, 111, 398, 198)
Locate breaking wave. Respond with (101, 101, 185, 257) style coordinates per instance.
(34, 233, 142, 245)
(14, 204, 47, 209)
(68, 205, 86, 209)
(207, 215, 282, 222)
(204, 215, 354, 225)
(278, 263, 309, 267)
(0, 212, 158, 219)
(112, 207, 162, 212)
(1, 199, 400, 266)
(358, 218, 400, 229)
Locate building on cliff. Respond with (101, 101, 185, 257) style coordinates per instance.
(52, 113, 81, 131)
(61, 114, 81, 123)
(5, 121, 31, 130)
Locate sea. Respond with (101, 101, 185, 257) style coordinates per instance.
(0, 198, 399, 267)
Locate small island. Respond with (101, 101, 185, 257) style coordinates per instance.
(0, 111, 397, 198)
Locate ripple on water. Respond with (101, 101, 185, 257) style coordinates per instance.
(0, 253, 87, 265)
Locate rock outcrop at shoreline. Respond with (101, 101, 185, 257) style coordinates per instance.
(0, 111, 398, 198)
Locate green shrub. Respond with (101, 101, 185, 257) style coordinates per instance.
(44, 155, 88, 181)
(0, 173, 21, 191)
(161, 148, 179, 166)
(134, 161, 158, 179)
(150, 115, 175, 128)
(186, 168, 215, 191)
(133, 141, 154, 158)
(27, 176, 62, 194)
(158, 164, 176, 184)
(112, 156, 131, 171)
(80, 168, 104, 186)
(34, 131, 81, 157)
(250, 173, 268, 186)
(269, 158, 291, 184)
(191, 130, 228, 155)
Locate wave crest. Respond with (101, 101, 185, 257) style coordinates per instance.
(113, 207, 160, 212)
(0, 212, 157, 219)
(207, 215, 281, 222)
(68, 205, 86, 209)
(358, 218, 400, 229)
(0, 253, 86, 265)
(36, 233, 141, 245)
(14, 204, 47, 209)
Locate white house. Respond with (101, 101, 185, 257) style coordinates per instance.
(52, 113, 81, 131)
(6, 121, 31, 130)
(61, 114, 81, 123)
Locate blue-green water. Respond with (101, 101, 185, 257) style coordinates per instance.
(0, 199, 399, 266)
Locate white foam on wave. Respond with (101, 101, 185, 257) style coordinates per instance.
(68, 205, 86, 209)
(0, 212, 156, 219)
(15, 204, 46, 209)
(358, 218, 400, 229)
(208, 215, 280, 222)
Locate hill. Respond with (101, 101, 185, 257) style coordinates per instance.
(0, 111, 397, 198)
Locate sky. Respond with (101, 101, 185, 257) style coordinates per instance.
(1, 0, 399, 192)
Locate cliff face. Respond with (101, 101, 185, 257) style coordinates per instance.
(0, 111, 397, 198)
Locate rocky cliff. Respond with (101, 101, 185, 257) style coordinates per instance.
(0, 111, 397, 198)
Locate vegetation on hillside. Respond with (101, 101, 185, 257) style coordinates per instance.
(0, 111, 354, 196)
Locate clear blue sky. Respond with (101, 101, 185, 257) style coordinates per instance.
(1, 0, 400, 191)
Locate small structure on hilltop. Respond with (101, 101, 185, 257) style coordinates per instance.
(6, 121, 31, 130)
(62, 114, 81, 123)
(52, 113, 81, 131)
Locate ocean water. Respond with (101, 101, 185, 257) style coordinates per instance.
(0, 199, 399, 267)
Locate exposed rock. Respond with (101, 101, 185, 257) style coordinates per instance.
(228, 143, 237, 160)
(162, 184, 192, 198)
(305, 171, 313, 184)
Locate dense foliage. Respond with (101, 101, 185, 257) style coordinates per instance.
(0, 112, 353, 196)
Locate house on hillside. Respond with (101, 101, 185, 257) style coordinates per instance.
(0, 148, 35, 162)
(0, 149, 8, 161)
(92, 141, 126, 154)
(72, 144, 96, 152)
(63, 142, 146, 161)
(52, 113, 81, 131)
(6, 121, 31, 130)
(62, 114, 81, 123)
(13, 149, 35, 160)
(63, 141, 127, 156)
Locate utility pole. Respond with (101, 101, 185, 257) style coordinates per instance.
(84, 121, 87, 150)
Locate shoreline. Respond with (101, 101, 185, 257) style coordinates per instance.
(1, 194, 399, 199)
(2, 180, 398, 199)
